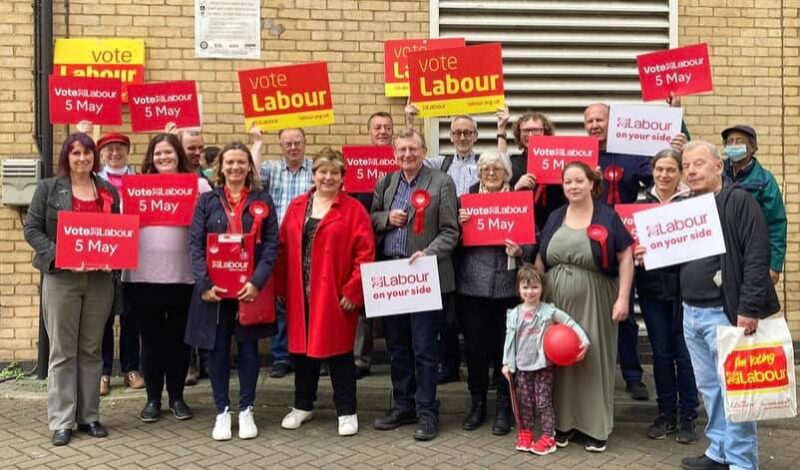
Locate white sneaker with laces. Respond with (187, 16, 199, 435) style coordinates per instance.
(212, 406, 232, 441)
(281, 408, 313, 430)
(338, 414, 358, 436)
(238, 406, 258, 439)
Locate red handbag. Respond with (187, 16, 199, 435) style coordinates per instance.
(238, 276, 276, 326)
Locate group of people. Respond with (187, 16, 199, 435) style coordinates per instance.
(24, 96, 785, 470)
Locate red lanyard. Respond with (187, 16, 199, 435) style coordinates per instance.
(222, 187, 249, 234)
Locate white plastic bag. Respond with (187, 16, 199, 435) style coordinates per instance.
(716, 318, 797, 422)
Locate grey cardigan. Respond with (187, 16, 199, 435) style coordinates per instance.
(502, 303, 590, 373)
(24, 175, 120, 274)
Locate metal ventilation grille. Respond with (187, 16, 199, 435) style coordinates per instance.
(429, 0, 676, 155)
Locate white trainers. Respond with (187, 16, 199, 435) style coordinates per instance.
(238, 406, 258, 439)
(212, 407, 232, 441)
(281, 408, 313, 430)
(338, 414, 358, 436)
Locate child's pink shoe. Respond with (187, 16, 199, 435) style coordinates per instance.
(515, 430, 533, 451)
(531, 434, 557, 456)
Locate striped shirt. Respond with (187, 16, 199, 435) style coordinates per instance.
(260, 157, 313, 224)
(425, 153, 478, 196)
(383, 173, 418, 258)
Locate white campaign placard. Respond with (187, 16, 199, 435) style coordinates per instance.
(195, 0, 261, 60)
(361, 256, 442, 318)
(634, 193, 726, 270)
(607, 104, 684, 156)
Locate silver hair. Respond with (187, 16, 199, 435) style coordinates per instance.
(450, 115, 477, 132)
(683, 140, 722, 160)
(476, 150, 512, 183)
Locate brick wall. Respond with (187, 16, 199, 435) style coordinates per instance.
(679, 0, 799, 333)
(1, 1, 798, 361)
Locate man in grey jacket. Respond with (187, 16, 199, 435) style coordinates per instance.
(370, 128, 459, 441)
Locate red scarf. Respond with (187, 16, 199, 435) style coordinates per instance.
(223, 186, 250, 234)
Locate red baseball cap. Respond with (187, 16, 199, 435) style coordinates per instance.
(96, 133, 130, 151)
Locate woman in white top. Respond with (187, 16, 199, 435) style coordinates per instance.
(122, 133, 212, 424)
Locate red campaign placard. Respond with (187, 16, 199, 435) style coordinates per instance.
(615, 203, 653, 248)
(637, 43, 713, 102)
(408, 43, 505, 117)
(460, 191, 535, 247)
(48, 75, 123, 125)
(526, 136, 599, 185)
(55, 212, 140, 270)
(238, 62, 334, 131)
(342, 145, 397, 193)
(207, 233, 255, 299)
(383, 37, 465, 97)
(127, 81, 200, 132)
(121, 173, 200, 226)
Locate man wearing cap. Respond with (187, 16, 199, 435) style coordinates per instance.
(721, 125, 787, 284)
(95, 133, 144, 395)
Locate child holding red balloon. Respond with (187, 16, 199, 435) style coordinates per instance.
(502, 264, 589, 455)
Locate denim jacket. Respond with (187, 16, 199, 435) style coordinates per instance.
(502, 302, 590, 373)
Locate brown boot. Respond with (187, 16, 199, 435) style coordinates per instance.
(99, 375, 111, 396)
(124, 370, 145, 389)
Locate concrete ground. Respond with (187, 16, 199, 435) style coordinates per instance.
(1, 365, 798, 469)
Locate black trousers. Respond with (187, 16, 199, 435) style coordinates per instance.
(126, 283, 192, 403)
(293, 352, 357, 416)
(457, 294, 517, 400)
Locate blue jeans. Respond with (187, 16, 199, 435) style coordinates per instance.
(683, 303, 758, 470)
(384, 308, 444, 416)
(270, 300, 290, 365)
(208, 302, 260, 413)
(640, 298, 698, 419)
(618, 292, 643, 383)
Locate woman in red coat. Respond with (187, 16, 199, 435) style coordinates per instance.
(276, 146, 375, 437)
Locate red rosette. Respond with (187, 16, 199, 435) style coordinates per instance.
(98, 187, 114, 214)
(410, 189, 430, 234)
(587, 224, 609, 269)
(248, 200, 269, 245)
(603, 165, 623, 205)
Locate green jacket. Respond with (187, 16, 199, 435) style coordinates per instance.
(724, 157, 787, 272)
(502, 302, 589, 373)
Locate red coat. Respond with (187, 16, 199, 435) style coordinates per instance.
(276, 190, 375, 358)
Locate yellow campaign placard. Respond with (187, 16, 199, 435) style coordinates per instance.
(54, 38, 145, 101)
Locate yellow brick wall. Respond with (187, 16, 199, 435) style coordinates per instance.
(1, 1, 798, 361)
(679, 0, 799, 334)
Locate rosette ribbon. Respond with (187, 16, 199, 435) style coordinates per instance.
(603, 165, 623, 205)
(410, 189, 430, 235)
(248, 200, 269, 244)
(587, 224, 609, 269)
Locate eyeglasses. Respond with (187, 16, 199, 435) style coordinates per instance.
(520, 127, 545, 135)
(480, 167, 505, 175)
(281, 141, 304, 148)
(451, 130, 475, 138)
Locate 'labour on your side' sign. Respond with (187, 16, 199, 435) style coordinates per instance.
(361, 256, 442, 318)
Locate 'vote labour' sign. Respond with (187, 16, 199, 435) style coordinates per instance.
(127, 81, 200, 132)
(460, 191, 535, 246)
(614, 203, 652, 248)
(55, 212, 140, 270)
(53, 38, 145, 102)
(637, 43, 713, 102)
(383, 37, 465, 97)
(238, 62, 334, 132)
(342, 146, 398, 193)
(361, 256, 443, 318)
(633, 193, 726, 270)
(48, 75, 122, 125)
(526, 136, 599, 185)
(408, 43, 505, 118)
(121, 174, 200, 226)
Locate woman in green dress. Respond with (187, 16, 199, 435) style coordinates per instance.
(535, 161, 634, 453)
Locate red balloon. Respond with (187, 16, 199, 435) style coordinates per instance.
(543, 324, 582, 366)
